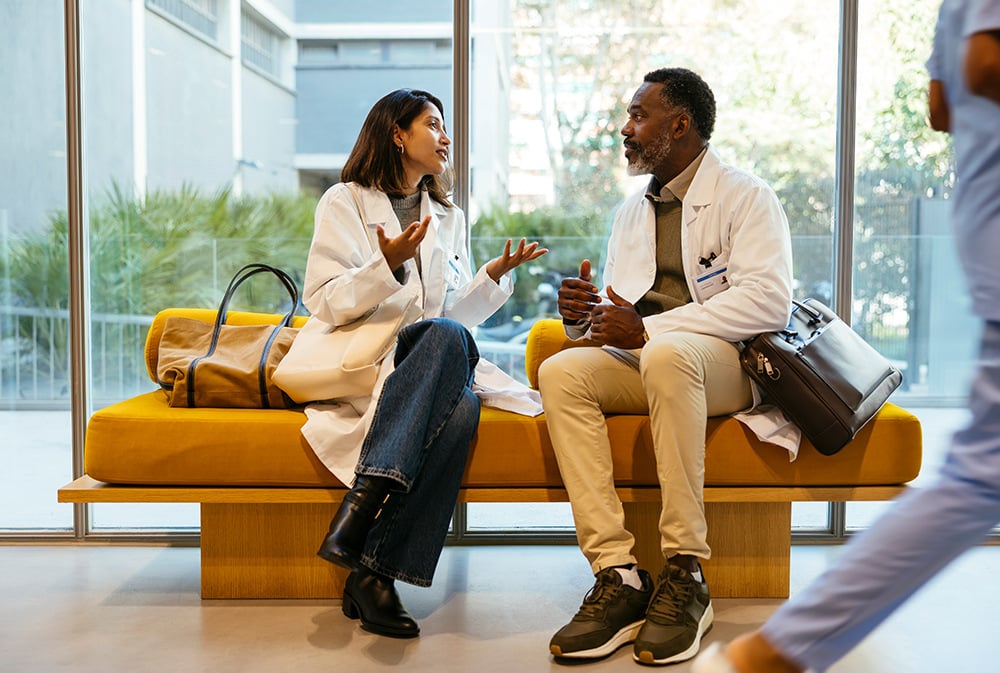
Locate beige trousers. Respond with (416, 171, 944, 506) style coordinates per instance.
(537, 331, 752, 574)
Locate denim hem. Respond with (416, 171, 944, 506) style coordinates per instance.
(355, 467, 412, 492)
(361, 556, 432, 588)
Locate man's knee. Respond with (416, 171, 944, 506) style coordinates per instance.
(537, 349, 583, 397)
(639, 334, 699, 376)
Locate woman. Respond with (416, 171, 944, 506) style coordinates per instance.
(285, 89, 546, 638)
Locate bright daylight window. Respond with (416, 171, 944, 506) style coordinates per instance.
(0, 0, 966, 538)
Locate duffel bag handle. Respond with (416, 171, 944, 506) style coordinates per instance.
(214, 263, 300, 333)
(184, 263, 300, 408)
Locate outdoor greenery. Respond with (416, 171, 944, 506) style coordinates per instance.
(0, 0, 956, 402)
(4, 183, 315, 316)
(1, 185, 315, 399)
(477, 0, 952, 356)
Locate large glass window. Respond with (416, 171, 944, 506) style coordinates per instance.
(467, 0, 840, 531)
(1, 0, 974, 541)
(0, 0, 73, 531)
(844, 0, 964, 529)
(74, 0, 453, 531)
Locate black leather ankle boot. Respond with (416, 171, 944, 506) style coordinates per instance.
(342, 567, 419, 638)
(317, 475, 392, 570)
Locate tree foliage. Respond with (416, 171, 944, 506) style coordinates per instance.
(1, 185, 315, 398)
(481, 0, 952, 359)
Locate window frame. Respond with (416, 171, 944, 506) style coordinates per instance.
(24, 0, 979, 546)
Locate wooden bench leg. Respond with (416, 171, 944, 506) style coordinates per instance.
(200, 503, 348, 599)
(624, 500, 791, 599)
(199, 500, 790, 600)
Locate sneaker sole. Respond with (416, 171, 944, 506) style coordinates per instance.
(633, 602, 714, 666)
(550, 619, 645, 659)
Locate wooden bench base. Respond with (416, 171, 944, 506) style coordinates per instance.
(58, 477, 907, 600)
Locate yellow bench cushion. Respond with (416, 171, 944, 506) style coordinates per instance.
(85, 391, 920, 488)
(82, 311, 921, 488)
(85, 392, 336, 487)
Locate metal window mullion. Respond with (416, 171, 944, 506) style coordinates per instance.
(451, 0, 471, 539)
(834, 0, 858, 324)
(452, 0, 470, 215)
(64, 0, 92, 538)
(830, 501, 847, 538)
(823, 0, 859, 536)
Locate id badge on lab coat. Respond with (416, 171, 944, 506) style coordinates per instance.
(695, 255, 729, 300)
(445, 254, 463, 289)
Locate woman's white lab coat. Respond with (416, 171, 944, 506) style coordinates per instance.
(294, 183, 541, 485)
(599, 147, 803, 456)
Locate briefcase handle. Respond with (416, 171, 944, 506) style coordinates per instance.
(773, 299, 830, 345)
(791, 299, 824, 325)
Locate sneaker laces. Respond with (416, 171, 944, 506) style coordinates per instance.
(575, 570, 622, 619)
(646, 572, 694, 624)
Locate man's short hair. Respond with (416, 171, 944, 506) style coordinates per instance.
(643, 68, 716, 141)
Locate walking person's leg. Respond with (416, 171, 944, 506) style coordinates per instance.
(695, 321, 1000, 673)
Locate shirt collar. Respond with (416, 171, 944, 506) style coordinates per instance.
(644, 146, 709, 204)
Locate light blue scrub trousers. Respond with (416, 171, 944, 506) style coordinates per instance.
(763, 320, 1000, 672)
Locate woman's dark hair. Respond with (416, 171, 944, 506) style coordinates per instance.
(643, 68, 716, 142)
(341, 88, 453, 206)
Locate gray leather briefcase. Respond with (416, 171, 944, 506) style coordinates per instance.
(740, 299, 903, 456)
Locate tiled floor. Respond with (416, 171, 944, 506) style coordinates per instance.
(2, 541, 999, 673)
(1, 406, 988, 671)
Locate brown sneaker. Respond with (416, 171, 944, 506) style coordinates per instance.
(549, 566, 653, 659)
(633, 564, 713, 665)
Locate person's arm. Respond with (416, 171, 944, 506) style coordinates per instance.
(302, 185, 404, 327)
(928, 79, 951, 132)
(965, 29, 1000, 104)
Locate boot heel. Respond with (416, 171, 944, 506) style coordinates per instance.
(342, 568, 419, 638)
(342, 593, 361, 620)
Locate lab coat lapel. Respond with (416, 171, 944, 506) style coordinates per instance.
(359, 189, 398, 236)
(356, 185, 421, 287)
(419, 191, 439, 276)
(683, 147, 720, 228)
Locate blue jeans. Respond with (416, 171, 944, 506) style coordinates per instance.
(763, 320, 1000, 672)
(356, 317, 480, 587)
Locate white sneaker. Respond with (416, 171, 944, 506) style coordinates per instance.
(691, 642, 738, 673)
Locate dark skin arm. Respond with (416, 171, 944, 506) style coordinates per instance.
(930, 29, 1000, 134)
(590, 286, 645, 349)
(557, 261, 646, 347)
(557, 259, 602, 324)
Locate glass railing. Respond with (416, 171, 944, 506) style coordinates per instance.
(0, 233, 977, 408)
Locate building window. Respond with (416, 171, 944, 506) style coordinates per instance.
(146, 0, 219, 41)
(298, 39, 450, 68)
(241, 9, 282, 79)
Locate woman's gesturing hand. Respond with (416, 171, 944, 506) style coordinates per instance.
(377, 215, 431, 272)
(486, 238, 549, 283)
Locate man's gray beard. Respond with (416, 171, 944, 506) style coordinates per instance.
(626, 135, 671, 176)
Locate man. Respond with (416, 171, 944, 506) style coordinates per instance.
(691, 2, 1000, 672)
(540, 67, 794, 665)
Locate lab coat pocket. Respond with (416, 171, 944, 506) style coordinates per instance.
(694, 251, 731, 300)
